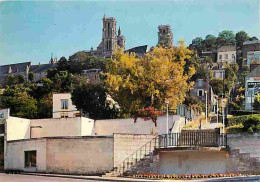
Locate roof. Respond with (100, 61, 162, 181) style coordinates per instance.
(29, 63, 56, 73)
(217, 46, 236, 52)
(0, 62, 31, 75)
(125, 45, 148, 55)
(246, 66, 260, 78)
(243, 40, 260, 45)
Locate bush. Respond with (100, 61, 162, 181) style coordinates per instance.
(243, 115, 260, 133)
(227, 114, 260, 133)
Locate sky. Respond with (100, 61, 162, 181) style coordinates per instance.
(0, 0, 259, 65)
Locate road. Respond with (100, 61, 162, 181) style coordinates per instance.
(0, 173, 104, 182)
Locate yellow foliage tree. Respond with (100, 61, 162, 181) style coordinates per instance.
(105, 43, 195, 116)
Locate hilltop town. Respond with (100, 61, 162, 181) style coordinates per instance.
(0, 14, 260, 181)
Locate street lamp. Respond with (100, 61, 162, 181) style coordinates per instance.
(30, 126, 42, 139)
(216, 96, 219, 123)
(205, 91, 208, 127)
(165, 100, 169, 134)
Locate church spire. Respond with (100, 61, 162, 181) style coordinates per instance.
(103, 14, 106, 20)
(118, 26, 121, 36)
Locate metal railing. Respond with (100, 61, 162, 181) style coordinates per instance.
(159, 132, 228, 148)
(111, 131, 228, 176)
(112, 135, 160, 175)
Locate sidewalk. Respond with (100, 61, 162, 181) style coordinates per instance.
(20, 172, 260, 182)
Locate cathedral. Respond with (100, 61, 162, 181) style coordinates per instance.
(86, 14, 125, 58)
(86, 15, 173, 57)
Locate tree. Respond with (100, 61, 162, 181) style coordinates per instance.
(38, 94, 53, 118)
(235, 31, 249, 50)
(210, 78, 224, 96)
(105, 45, 195, 116)
(204, 34, 217, 51)
(17, 75, 25, 84)
(0, 85, 38, 119)
(224, 63, 239, 93)
(217, 30, 236, 47)
(4, 75, 16, 85)
(189, 37, 204, 55)
(249, 36, 258, 41)
(28, 72, 35, 82)
(71, 84, 119, 119)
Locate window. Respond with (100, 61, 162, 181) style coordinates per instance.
(225, 54, 228, 59)
(198, 79, 203, 87)
(197, 89, 204, 97)
(61, 99, 68, 109)
(219, 55, 222, 60)
(25, 151, 36, 167)
(213, 72, 216, 78)
(232, 54, 235, 60)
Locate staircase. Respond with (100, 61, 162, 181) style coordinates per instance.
(105, 135, 160, 177)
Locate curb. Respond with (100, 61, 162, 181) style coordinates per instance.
(20, 172, 162, 182)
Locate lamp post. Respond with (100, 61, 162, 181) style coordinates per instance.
(30, 126, 42, 139)
(165, 100, 169, 134)
(205, 91, 208, 127)
(216, 96, 219, 123)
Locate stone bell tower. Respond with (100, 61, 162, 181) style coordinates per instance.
(158, 25, 173, 47)
(102, 14, 118, 57)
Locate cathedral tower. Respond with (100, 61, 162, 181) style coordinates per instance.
(158, 25, 173, 47)
(102, 14, 117, 57)
(117, 27, 126, 50)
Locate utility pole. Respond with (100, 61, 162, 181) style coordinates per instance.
(205, 91, 208, 127)
(216, 96, 219, 123)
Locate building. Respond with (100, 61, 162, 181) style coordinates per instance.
(0, 55, 57, 83)
(250, 58, 260, 71)
(246, 51, 260, 68)
(211, 63, 225, 79)
(243, 40, 260, 64)
(52, 93, 79, 118)
(245, 66, 260, 111)
(158, 25, 173, 47)
(217, 46, 236, 64)
(81, 69, 102, 84)
(0, 62, 31, 83)
(86, 15, 126, 58)
(125, 45, 148, 57)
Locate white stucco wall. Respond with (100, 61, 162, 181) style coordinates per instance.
(159, 150, 228, 175)
(6, 117, 30, 141)
(94, 115, 183, 135)
(5, 139, 47, 172)
(53, 93, 79, 118)
(81, 117, 95, 136)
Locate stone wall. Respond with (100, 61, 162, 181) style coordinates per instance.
(113, 134, 155, 167)
(226, 133, 260, 173)
(5, 139, 47, 172)
(159, 150, 228, 175)
(5, 136, 114, 175)
(46, 136, 113, 175)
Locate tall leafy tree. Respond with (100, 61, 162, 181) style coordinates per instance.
(0, 85, 38, 119)
(190, 37, 204, 55)
(105, 44, 195, 115)
(217, 30, 236, 47)
(204, 34, 217, 51)
(71, 84, 119, 119)
(235, 31, 249, 50)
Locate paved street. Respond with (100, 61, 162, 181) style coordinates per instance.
(0, 173, 103, 182)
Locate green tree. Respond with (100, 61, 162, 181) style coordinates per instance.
(235, 31, 249, 50)
(204, 34, 217, 51)
(189, 37, 204, 55)
(0, 85, 38, 119)
(217, 30, 236, 47)
(17, 75, 25, 84)
(71, 84, 119, 119)
(28, 72, 35, 82)
(210, 78, 224, 96)
(38, 94, 53, 118)
(4, 75, 16, 85)
(224, 63, 239, 93)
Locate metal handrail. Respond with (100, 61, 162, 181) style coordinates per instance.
(113, 135, 160, 175)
